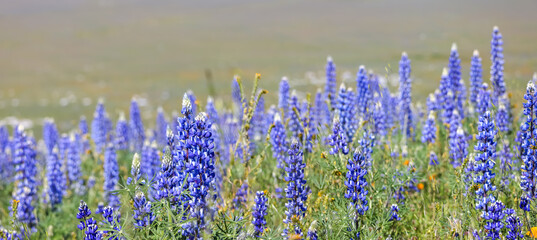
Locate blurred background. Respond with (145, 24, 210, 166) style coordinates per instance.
(1, 0, 537, 131)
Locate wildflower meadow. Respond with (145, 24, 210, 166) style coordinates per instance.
(2, 26, 537, 240)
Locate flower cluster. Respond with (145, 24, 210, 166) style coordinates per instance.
(389, 204, 401, 221)
(336, 84, 357, 141)
(325, 56, 337, 109)
(129, 98, 146, 152)
(46, 147, 65, 208)
(270, 113, 288, 169)
(483, 200, 504, 240)
(475, 83, 491, 116)
(439, 68, 452, 123)
(91, 100, 109, 153)
(283, 139, 308, 237)
(288, 91, 303, 138)
(133, 192, 155, 228)
(469, 50, 483, 108)
(279, 77, 290, 117)
(233, 182, 249, 209)
(115, 112, 129, 150)
(327, 116, 349, 155)
(356, 65, 370, 116)
(345, 148, 369, 216)
(448, 43, 465, 119)
(421, 111, 436, 144)
(520, 81, 537, 210)
(76, 201, 102, 240)
(252, 191, 268, 238)
(399, 52, 413, 138)
(43, 118, 58, 155)
(504, 208, 523, 240)
(448, 110, 466, 167)
(104, 143, 120, 210)
(490, 26, 506, 103)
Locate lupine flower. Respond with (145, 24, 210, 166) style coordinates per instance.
(130, 98, 146, 152)
(490, 26, 506, 104)
(0, 125, 11, 181)
(421, 111, 436, 144)
(43, 118, 59, 155)
(91, 100, 109, 153)
(233, 182, 249, 209)
(327, 116, 349, 155)
(76, 200, 102, 240)
(187, 90, 198, 116)
(127, 153, 142, 185)
(46, 147, 65, 208)
(399, 52, 413, 138)
(472, 111, 500, 237)
(206, 97, 220, 126)
(504, 208, 523, 240)
(312, 89, 325, 128)
(483, 200, 505, 240)
(389, 204, 401, 221)
(133, 192, 155, 228)
(381, 87, 396, 130)
(470, 49, 483, 108)
(270, 113, 288, 169)
(358, 131, 375, 168)
(115, 112, 129, 150)
(307, 228, 318, 240)
(79, 116, 90, 154)
(104, 143, 120, 210)
(475, 83, 492, 117)
(141, 141, 160, 182)
(283, 139, 308, 238)
(439, 68, 452, 123)
(12, 125, 37, 231)
(356, 65, 369, 116)
(155, 107, 168, 146)
(279, 77, 290, 118)
(372, 96, 387, 137)
(429, 151, 439, 166)
(288, 90, 303, 138)
(520, 81, 537, 211)
(183, 112, 216, 237)
(336, 84, 356, 141)
(325, 56, 337, 109)
(496, 94, 511, 132)
(252, 191, 268, 238)
(155, 145, 177, 201)
(426, 93, 439, 113)
(448, 43, 465, 119)
(232, 76, 244, 119)
(345, 148, 369, 217)
(448, 110, 466, 168)
(101, 206, 121, 238)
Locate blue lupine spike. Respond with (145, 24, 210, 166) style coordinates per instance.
(483, 200, 505, 240)
(449, 112, 467, 168)
(448, 43, 465, 119)
(140, 140, 153, 180)
(104, 143, 120, 210)
(79, 116, 88, 135)
(520, 81, 537, 211)
(127, 153, 141, 186)
(46, 147, 66, 208)
(472, 111, 502, 239)
(43, 118, 59, 155)
(288, 90, 303, 138)
(12, 125, 38, 233)
(389, 204, 401, 221)
(79, 116, 90, 154)
(399, 52, 413, 138)
(233, 182, 249, 209)
(381, 87, 395, 130)
(325, 56, 337, 109)
(133, 191, 155, 228)
(206, 96, 220, 126)
(336, 84, 356, 142)
(76, 200, 102, 240)
(115, 112, 129, 150)
(345, 148, 369, 217)
(156, 107, 168, 146)
(279, 76, 290, 117)
(470, 50, 483, 108)
(313, 89, 324, 128)
(356, 65, 369, 116)
(252, 191, 268, 238)
(186, 90, 198, 116)
(129, 98, 145, 152)
(181, 93, 193, 118)
(283, 139, 308, 238)
(438, 68, 452, 123)
(496, 94, 511, 132)
(421, 111, 437, 144)
(426, 93, 439, 113)
(504, 208, 524, 240)
(475, 83, 492, 117)
(100, 205, 122, 238)
(327, 116, 349, 155)
(372, 95, 387, 137)
(270, 113, 288, 169)
(0, 125, 12, 181)
(182, 112, 216, 237)
(358, 131, 375, 168)
(91, 100, 108, 153)
(155, 144, 176, 201)
(490, 26, 506, 104)
(232, 76, 243, 117)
